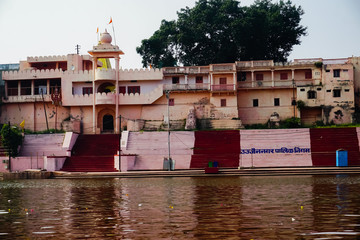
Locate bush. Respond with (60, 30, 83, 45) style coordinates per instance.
(296, 100, 306, 109)
(280, 117, 301, 128)
(244, 123, 268, 129)
(314, 61, 323, 68)
(0, 124, 23, 157)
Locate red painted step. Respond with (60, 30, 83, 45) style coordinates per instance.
(310, 128, 360, 166)
(61, 134, 120, 172)
(190, 130, 240, 169)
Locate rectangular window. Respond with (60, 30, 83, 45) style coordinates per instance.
(172, 77, 179, 84)
(20, 80, 31, 95)
(128, 86, 140, 94)
(343, 69, 348, 72)
(7, 81, 18, 96)
(169, 98, 174, 106)
(280, 73, 288, 80)
(274, 98, 280, 106)
(345, 89, 350, 92)
(333, 89, 341, 97)
(220, 77, 227, 84)
(34, 79, 47, 95)
(326, 89, 331, 92)
(196, 76, 203, 83)
(253, 99, 259, 107)
(82, 87, 93, 95)
(256, 74, 263, 81)
(305, 71, 312, 79)
(238, 72, 246, 81)
(221, 99, 226, 107)
(307, 90, 316, 99)
(333, 69, 340, 78)
(119, 86, 126, 94)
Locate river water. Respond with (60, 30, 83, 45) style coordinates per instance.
(1, 174, 360, 239)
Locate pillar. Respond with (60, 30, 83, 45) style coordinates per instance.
(18, 81, 21, 96)
(233, 72, 236, 90)
(271, 70, 274, 87)
(4, 81, 8, 98)
(92, 57, 97, 133)
(46, 80, 50, 95)
(251, 71, 255, 88)
(115, 57, 120, 134)
(31, 80, 34, 96)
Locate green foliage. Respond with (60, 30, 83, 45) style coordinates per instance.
(296, 100, 306, 109)
(137, 0, 307, 67)
(0, 124, 23, 157)
(280, 117, 301, 128)
(24, 129, 65, 134)
(244, 123, 268, 129)
(315, 120, 325, 127)
(314, 61, 323, 68)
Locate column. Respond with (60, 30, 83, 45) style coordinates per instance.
(18, 81, 21, 96)
(4, 81, 8, 98)
(46, 80, 50, 95)
(271, 70, 274, 87)
(184, 75, 188, 85)
(31, 80, 34, 96)
(233, 72, 236, 90)
(292, 69, 295, 81)
(210, 73, 213, 90)
(115, 57, 120, 134)
(92, 57, 97, 133)
(251, 71, 255, 88)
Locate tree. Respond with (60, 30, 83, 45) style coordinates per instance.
(0, 124, 23, 157)
(136, 0, 307, 68)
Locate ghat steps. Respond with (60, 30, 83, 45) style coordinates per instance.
(61, 134, 119, 172)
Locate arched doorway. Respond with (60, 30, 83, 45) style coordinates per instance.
(98, 82, 115, 93)
(103, 114, 114, 132)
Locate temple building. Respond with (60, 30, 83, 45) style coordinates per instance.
(1, 31, 359, 133)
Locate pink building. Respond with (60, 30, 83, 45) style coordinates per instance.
(1, 31, 357, 133)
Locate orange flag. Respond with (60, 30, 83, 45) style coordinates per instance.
(96, 27, 99, 33)
(109, 17, 112, 24)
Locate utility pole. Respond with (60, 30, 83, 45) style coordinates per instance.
(75, 44, 81, 55)
(292, 78, 296, 118)
(8, 121, 11, 172)
(41, 89, 49, 132)
(165, 90, 172, 170)
(119, 115, 121, 171)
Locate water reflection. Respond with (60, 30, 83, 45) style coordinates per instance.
(1, 175, 360, 239)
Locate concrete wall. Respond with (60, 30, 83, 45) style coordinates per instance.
(0, 102, 70, 131)
(240, 129, 312, 167)
(238, 89, 296, 124)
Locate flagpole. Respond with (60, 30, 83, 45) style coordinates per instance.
(109, 17, 116, 45)
(112, 23, 116, 46)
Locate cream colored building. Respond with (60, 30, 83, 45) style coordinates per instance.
(0, 31, 357, 133)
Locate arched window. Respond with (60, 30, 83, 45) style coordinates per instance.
(307, 90, 317, 99)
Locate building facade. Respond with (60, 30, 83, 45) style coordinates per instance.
(0, 31, 357, 133)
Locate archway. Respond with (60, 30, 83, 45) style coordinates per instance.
(103, 114, 114, 132)
(97, 82, 115, 93)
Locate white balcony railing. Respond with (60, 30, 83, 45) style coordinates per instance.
(237, 79, 320, 89)
(163, 83, 210, 91)
(95, 69, 116, 81)
(211, 84, 236, 91)
(163, 66, 210, 75)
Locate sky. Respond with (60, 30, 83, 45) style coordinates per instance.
(0, 0, 359, 69)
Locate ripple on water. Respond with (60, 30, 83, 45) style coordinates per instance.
(0, 176, 360, 239)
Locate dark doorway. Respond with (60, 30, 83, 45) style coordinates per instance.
(103, 114, 114, 132)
